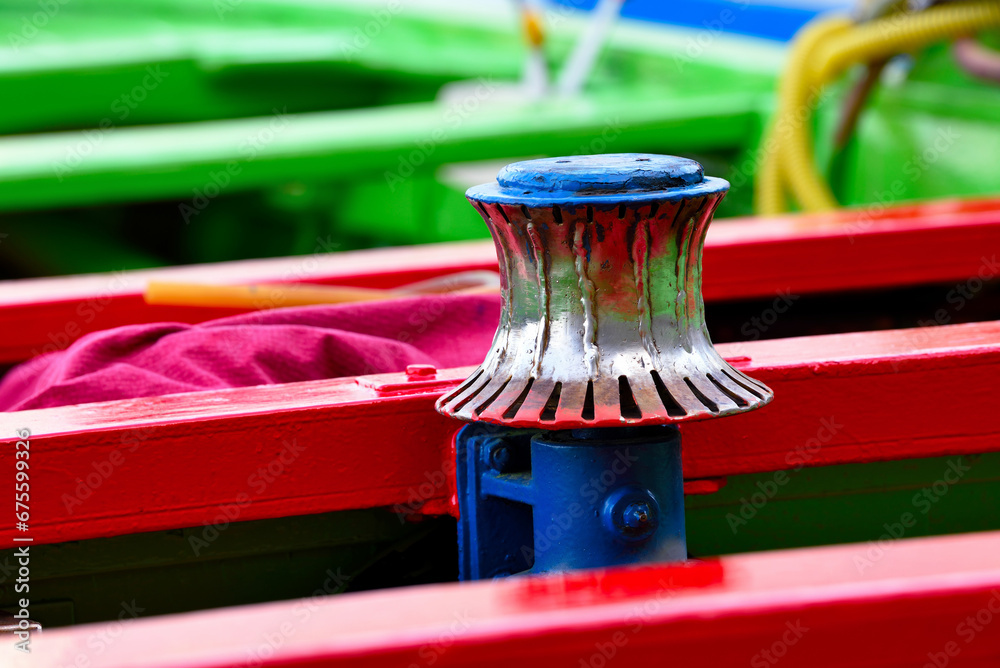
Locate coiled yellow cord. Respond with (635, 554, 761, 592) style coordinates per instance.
(756, 1, 1000, 214)
(755, 16, 852, 215)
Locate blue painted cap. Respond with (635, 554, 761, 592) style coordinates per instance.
(468, 153, 728, 205)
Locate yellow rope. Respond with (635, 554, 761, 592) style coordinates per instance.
(756, 16, 852, 215)
(756, 2, 1000, 214)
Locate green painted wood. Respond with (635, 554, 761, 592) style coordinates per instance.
(687, 453, 1000, 557)
(0, 0, 996, 278)
(0, 509, 457, 628)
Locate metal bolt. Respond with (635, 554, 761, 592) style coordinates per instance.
(622, 502, 653, 530)
(606, 494, 658, 541)
(489, 445, 512, 473)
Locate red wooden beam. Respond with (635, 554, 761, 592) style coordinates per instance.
(3, 319, 1000, 548)
(0, 241, 498, 364)
(12, 529, 1000, 667)
(2, 196, 999, 363)
(703, 195, 1000, 300)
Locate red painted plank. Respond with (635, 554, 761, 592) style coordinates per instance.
(0, 374, 460, 549)
(0, 241, 498, 363)
(11, 530, 1000, 667)
(703, 196, 1000, 300)
(2, 197, 1000, 363)
(3, 320, 1000, 548)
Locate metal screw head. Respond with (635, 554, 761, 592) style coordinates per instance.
(489, 445, 512, 473)
(604, 487, 660, 542)
(622, 502, 653, 530)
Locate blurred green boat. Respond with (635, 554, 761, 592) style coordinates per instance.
(0, 0, 996, 277)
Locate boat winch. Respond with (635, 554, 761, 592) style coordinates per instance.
(436, 153, 773, 579)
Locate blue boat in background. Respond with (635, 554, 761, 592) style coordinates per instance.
(550, 0, 853, 41)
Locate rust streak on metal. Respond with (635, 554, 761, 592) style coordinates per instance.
(527, 221, 549, 377)
(574, 220, 599, 379)
(632, 217, 658, 362)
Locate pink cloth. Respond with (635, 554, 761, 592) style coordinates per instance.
(0, 294, 501, 412)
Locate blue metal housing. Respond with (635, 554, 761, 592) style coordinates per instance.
(456, 423, 685, 579)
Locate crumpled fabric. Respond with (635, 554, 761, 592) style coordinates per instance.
(0, 293, 501, 412)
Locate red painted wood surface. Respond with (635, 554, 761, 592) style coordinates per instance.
(0, 241, 498, 364)
(12, 530, 1000, 667)
(2, 196, 999, 363)
(3, 319, 1000, 548)
(703, 195, 1000, 300)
